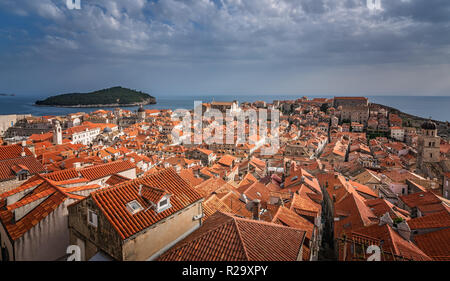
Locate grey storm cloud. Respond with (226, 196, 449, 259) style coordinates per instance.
(0, 0, 449, 95)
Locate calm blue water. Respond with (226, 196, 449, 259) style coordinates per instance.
(0, 94, 449, 122)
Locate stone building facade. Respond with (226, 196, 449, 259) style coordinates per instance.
(417, 121, 441, 169)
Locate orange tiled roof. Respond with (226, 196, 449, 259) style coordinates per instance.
(202, 195, 232, 221)
(399, 191, 442, 209)
(195, 176, 232, 198)
(365, 198, 410, 220)
(105, 174, 130, 186)
(220, 191, 253, 218)
(179, 169, 204, 187)
(0, 175, 102, 240)
(0, 156, 45, 181)
(0, 191, 67, 240)
(334, 191, 378, 237)
(407, 211, 450, 230)
(352, 223, 432, 261)
(0, 144, 33, 160)
(90, 168, 203, 239)
(44, 168, 80, 181)
(79, 160, 135, 180)
(414, 228, 450, 261)
(157, 211, 306, 261)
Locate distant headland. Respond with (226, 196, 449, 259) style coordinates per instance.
(35, 86, 156, 108)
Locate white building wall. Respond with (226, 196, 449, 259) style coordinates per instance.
(14, 199, 77, 261)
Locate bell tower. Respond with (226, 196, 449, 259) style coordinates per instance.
(53, 121, 63, 145)
(137, 105, 146, 121)
(417, 119, 440, 169)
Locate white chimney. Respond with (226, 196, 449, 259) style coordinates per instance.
(138, 184, 143, 196)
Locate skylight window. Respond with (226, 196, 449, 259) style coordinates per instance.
(126, 200, 143, 214)
(291, 176, 298, 181)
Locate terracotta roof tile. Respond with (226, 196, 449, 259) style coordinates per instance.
(352, 224, 432, 261)
(91, 168, 203, 239)
(407, 211, 450, 230)
(157, 212, 306, 261)
(414, 228, 450, 261)
(80, 160, 135, 180)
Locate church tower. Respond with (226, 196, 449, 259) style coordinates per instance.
(418, 120, 440, 169)
(53, 121, 63, 145)
(137, 105, 146, 121)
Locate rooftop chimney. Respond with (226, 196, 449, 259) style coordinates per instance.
(252, 199, 261, 221)
(138, 184, 143, 197)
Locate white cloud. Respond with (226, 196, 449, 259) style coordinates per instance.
(1, 0, 450, 94)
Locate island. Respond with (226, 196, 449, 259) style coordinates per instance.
(35, 86, 156, 108)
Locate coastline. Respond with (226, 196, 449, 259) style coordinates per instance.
(33, 100, 156, 108)
(371, 103, 449, 138)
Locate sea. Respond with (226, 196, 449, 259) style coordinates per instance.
(0, 94, 449, 122)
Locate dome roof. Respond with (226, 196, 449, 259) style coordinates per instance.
(421, 120, 437, 130)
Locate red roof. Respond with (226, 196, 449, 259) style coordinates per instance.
(0, 156, 45, 181)
(44, 168, 80, 181)
(157, 212, 306, 261)
(90, 168, 203, 239)
(105, 174, 130, 186)
(79, 160, 135, 180)
(0, 144, 33, 160)
(353, 223, 432, 261)
(0, 190, 67, 240)
(0, 176, 102, 240)
(407, 211, 450, 230)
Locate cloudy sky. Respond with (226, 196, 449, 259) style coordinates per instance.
(0, 0, 449, 96)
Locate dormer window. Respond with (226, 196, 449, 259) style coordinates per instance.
(156, 195, 172, 213)
(139, 184, 172, 213)
(159, 199, 168, 208)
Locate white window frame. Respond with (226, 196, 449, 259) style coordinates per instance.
(126, 200, 143, 214)
(159, 198, 168, 208)
(87, 209, 98, 227)
(156, 196, 171, 213)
